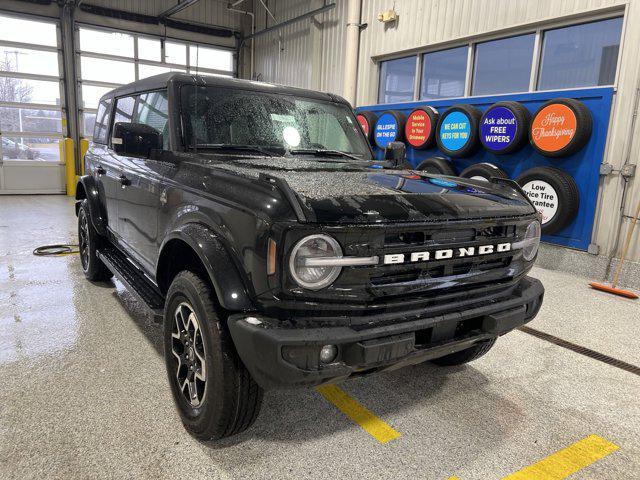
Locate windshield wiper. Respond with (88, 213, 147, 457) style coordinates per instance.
(289, 148, 363, 161)
(194, 144, 281, 157)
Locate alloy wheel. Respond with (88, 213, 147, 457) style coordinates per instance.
(171, 302, 207, 407)
(79, 210, 90, 270)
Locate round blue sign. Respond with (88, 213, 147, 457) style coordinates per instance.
(480, 106, 518, 151)
(439, 111, 471, 151)
(374, 113, 399, 148)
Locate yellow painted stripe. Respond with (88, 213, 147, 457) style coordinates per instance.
(316, 384, 401, 444)
(502, 434, 619, 480)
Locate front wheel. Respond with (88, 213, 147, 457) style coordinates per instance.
(164, 271, 263, 440)
(432, 338, 497, 366)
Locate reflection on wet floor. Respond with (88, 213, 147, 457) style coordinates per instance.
(1, 195, 639, 480)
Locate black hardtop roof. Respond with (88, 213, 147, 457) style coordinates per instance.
(103, 72, 347, 105)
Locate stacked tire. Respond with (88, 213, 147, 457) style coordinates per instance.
(516, 167, 580, 235)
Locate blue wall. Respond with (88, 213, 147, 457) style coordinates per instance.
(356, 87, 614, 251)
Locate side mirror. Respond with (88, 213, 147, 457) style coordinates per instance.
(384, 141, 407, 167)
(112, 122, 162, 158)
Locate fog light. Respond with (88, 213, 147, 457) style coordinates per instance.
(319, 344, 338, 364)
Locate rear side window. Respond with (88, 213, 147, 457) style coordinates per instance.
(92, 98, 112, 144)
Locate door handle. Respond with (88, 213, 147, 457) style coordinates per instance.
(96, 166, 106, 175)
(119, 174, 131, 187)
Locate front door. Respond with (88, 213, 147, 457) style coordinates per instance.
(110, 91, 170, 271)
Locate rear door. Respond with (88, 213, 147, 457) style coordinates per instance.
(111, 91, 170, 271)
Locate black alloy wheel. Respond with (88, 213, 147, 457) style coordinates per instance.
(78, 208, 90, 271)
(77, 199, 112, 281)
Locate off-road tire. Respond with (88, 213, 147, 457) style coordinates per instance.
(432, 338, 497, 366)
(164, 270, 263, 441)
(77, 199, 113, 281)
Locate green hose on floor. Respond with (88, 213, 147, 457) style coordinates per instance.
(33, 244, 79, 256)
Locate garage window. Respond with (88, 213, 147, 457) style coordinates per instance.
(189, 45, 233, 73)
(378, 56, 416, 104)
(79, 28, 134, 57)
(472, 34, 535, 95)
(0, 13, 63, 165)
(78, 26, 235, 139)
(537, 17, 623, 90)
(0, 14, 57, 46)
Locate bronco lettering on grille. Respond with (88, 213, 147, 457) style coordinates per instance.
(383, 243, 511, 265)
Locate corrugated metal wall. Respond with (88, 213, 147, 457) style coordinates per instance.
(253, 0, 314, 86)
(252, 0, 640, 264)
(252, 0, 348, 92)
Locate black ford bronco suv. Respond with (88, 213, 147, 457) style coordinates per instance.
(76, 73, 544, 440)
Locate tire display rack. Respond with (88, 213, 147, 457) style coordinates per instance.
(356, 87, 615, 251)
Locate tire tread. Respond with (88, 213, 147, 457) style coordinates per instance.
(165, 271, 263, 441)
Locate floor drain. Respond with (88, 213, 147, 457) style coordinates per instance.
(518, 326, 640, 377)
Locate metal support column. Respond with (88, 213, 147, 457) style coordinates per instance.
(60, 1, 80, 173)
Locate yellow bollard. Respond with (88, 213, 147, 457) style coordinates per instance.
(64, 137, 76, 197)
(80, 138, 89, 176)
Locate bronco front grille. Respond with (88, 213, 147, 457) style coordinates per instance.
(279, 216, 533, 316)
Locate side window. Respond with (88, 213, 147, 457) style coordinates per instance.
(93, 98, 112, 144)
(113, 96, 136, 125)
(135, 90, 169, 149)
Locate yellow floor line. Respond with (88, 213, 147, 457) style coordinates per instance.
(502, 434, 619, 480)
(316, 384, 401, 444)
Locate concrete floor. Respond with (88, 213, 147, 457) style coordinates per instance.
(1, 195, 639, 480)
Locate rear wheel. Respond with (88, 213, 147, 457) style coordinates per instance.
(432, 338, 496, 366)
(77, 199, 112, 281)
(164, 270, 263, 440)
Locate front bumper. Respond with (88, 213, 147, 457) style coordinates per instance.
(228, 276, 544, 390)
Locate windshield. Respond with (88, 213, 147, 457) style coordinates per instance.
(180, 85, 372, 159)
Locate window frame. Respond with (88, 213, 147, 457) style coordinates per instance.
(535, 16, 625, 92)
(377, 55, 419, 104)
(375, 10, 625, 104)
(419, 45, 469, 100)
(471, 32, 537, 97)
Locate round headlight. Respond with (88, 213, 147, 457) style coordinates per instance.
(522, 220, 541, 261)
(289, 234, 342, 290)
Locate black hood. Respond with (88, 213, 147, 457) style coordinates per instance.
(202, 156, 536, 224)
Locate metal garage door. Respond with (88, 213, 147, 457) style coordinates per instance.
(0, 12, 66, 194)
